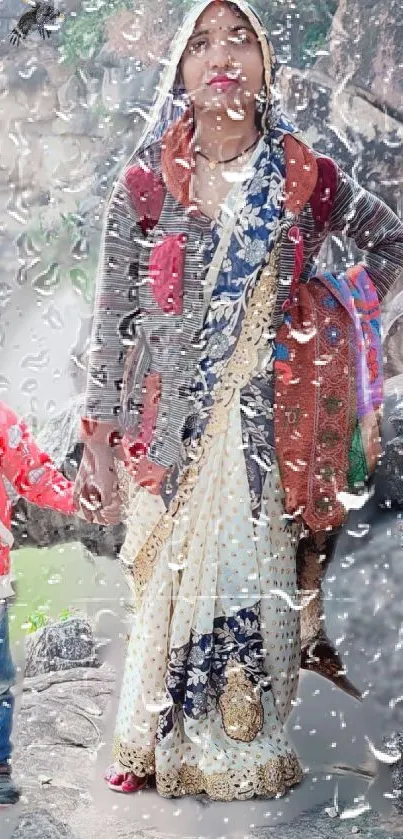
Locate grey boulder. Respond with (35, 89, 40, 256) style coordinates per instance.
(24, 617, 99, 677)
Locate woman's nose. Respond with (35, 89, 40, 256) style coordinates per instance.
(208, 37, 233, 67)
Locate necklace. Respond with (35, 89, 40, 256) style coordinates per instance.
(195, 134, 261, 171)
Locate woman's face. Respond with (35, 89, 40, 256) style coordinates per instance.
(180, 1, 265, 117)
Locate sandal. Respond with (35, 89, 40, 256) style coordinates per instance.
(104, 764, 147, 793)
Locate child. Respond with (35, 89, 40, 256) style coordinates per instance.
(0, 401, 77, 807)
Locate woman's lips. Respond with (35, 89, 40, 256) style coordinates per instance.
(208, 76, 238, 91)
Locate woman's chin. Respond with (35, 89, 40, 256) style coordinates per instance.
(196, 93, 248, 118)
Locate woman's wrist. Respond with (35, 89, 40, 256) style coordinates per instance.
(80, 418, 123, 452)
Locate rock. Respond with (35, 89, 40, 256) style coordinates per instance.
(383, 732, 403, 813)
(21, 663, 115, 692)
(319, 389, 403, 726)
(100, 60, 159, 116)
(279, 64, 403, 214)
(11, 666, 114, 824)
(377, 436, 403, 507)
(327, 504, 403, 720)
(24, 617, 99, 677)
(375, 395, 403, 507)
(250, 806, 399, 838)
(12, 810, 78, 839)
(317, 0, 403, 117)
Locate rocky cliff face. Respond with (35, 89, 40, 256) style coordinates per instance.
(0, 0, 154, 418)
(279, 0, 403, 218)
(318, 0, 403, 118)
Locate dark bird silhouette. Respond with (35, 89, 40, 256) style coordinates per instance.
(10, 0, 64, 46)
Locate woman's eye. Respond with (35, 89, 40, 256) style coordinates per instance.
(189, 38, 207, 54)
(229, 30, 249, 45)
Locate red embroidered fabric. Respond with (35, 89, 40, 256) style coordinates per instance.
(283, 134, 318, 214)
(274, 281, 357, 531)
(122, 373, 168, 493)
(125, 165, 165, 235)
(309, 157, 338, 229)
(148, 234, 186, 315)
(160, 110, 194, 208)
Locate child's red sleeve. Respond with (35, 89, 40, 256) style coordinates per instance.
(0, 401, 77, 514)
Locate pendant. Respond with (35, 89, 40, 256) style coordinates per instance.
(209, 160, 217, 171)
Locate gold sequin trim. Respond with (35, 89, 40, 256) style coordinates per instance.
(113, 738, 155, 777)
(115, 458, 132, 511)
(218, 661, 264, 743)
(132, 244, 280, 602)
(156, 753, 303, 801)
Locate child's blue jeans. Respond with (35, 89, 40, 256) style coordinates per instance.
(0, 603, 15, 765)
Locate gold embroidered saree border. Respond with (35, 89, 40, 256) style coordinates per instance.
(131, 244, 280, 603)
(156, 753, 303, 800)
(114, 738, 303, 800)
(114, 738, 155, 777)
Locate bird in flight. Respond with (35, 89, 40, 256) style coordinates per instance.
(10, 0, 65, 46)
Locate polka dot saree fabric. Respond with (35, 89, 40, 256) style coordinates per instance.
(114, 394, 302, 800)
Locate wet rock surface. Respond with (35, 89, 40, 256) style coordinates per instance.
(24, 617, 99, 677)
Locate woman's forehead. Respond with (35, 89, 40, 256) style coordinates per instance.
(192, 1, 250, 33)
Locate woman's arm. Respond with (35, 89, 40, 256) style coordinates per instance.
(75, 170, 141, 523)
(83, 172, 141, 443)
(328, 169, 403, 300)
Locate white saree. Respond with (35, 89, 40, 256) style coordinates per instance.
(116, 392, 302, 800)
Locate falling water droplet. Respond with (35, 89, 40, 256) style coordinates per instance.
(383, 135, 402, 149)
(18, 65, 38, 80)
(21, 351, 50, 371)
(71, 238, 89, 259)
(0, 283, 12, 309)
(346, 523, 371, 539)
(16, 266, 28, 286)
(339, 802, 371, 820)
(70, 268, 89, 298)
(47, 573, 62, 586)
(340, 554, 356, 569)
(0, 375, 10, 393)
(32, 263, 61, 296)
(291, 326, 317, 344)
(365, 736, 401, 764)
(16, 232, 40, 258)
(21, 378, 38, 395)
(42, 305, 64, 330)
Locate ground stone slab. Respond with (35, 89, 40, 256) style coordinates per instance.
(252, 807, 403, 838)
(12, 810, 79, 839)
(384, 732, 403, 814)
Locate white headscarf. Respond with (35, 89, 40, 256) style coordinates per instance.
(133, 0, 278, 153)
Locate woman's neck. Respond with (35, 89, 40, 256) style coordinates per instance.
(193, 106, 259, 162)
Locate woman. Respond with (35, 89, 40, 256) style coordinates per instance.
(74, 0, 403, 800)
